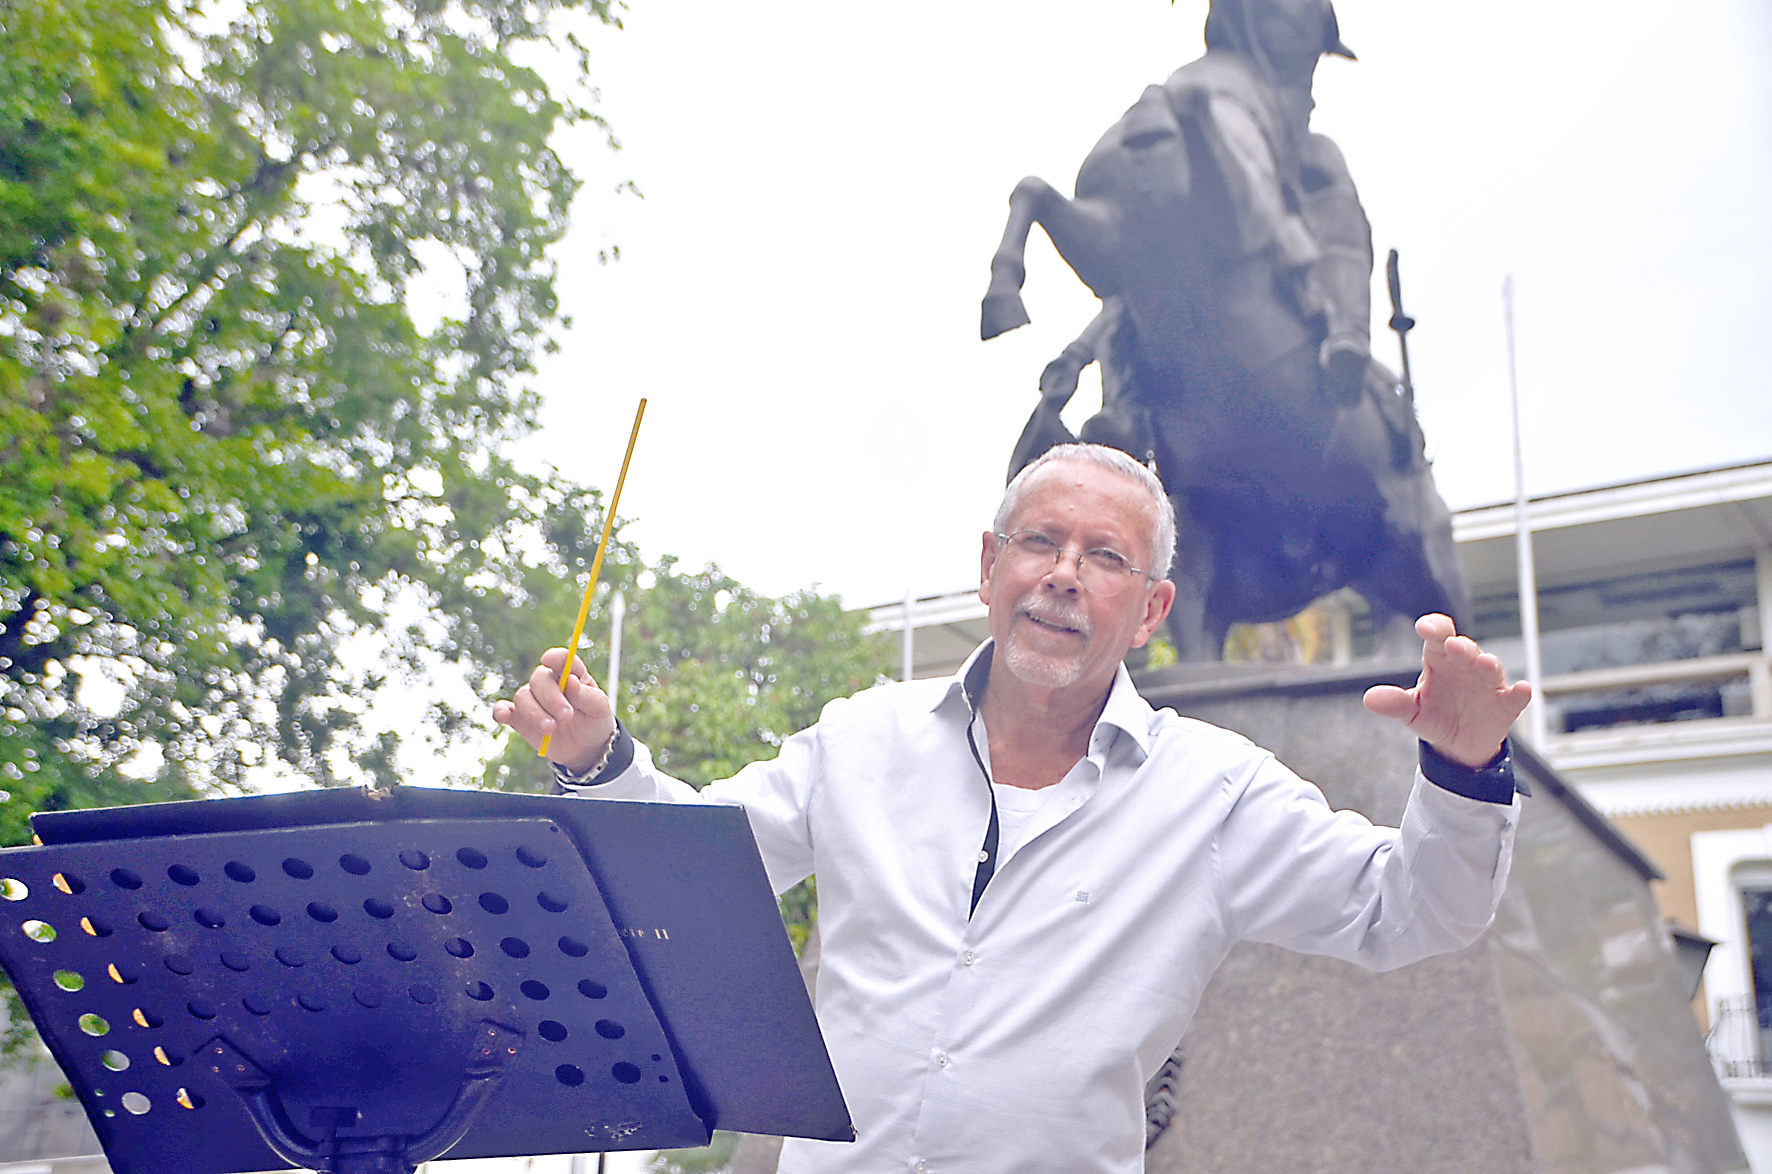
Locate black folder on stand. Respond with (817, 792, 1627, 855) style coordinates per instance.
(0, 785, 852, 1174)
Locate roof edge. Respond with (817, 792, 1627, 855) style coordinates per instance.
(1511, 738, 1665, 882)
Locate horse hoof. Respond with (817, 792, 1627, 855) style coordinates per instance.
(1079, 408, 1141, 456)
(982, 292, 1032, 340)
(1038, 363, 1080, 400)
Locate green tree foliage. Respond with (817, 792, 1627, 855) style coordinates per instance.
(0, 0, 625, 811)
(650, 1130, 738, 1174)
(0, 0, 893, 1057)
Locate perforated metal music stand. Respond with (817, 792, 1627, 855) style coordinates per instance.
(0, 787, 852, 1174)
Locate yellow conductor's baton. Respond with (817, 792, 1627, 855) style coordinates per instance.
(538, 397, 646, 758)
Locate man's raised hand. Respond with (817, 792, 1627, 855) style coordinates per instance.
(491, 647, 617, 774)
(1362, 614, 1533, 768)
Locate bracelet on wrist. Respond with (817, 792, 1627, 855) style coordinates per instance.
(552, 723, 632, 789)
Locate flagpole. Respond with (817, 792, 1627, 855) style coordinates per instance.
(1504, 277, 1547, 745)
(607, 589, 627, 708)
(901, 587, 916, 682)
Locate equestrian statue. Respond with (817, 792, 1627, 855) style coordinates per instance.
(981, 0, 1469, 661)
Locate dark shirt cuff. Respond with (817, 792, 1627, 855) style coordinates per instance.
(1418, 738, 1525, 804)
(551, 722, 635, 793)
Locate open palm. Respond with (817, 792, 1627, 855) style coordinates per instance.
(1363, 614, 1533, 767)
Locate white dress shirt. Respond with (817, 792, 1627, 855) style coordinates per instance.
(563, 644, 1519, 1174)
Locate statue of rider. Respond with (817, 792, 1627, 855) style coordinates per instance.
(1179, 0, 1371, 402)
(1006, 0, 1382, 477)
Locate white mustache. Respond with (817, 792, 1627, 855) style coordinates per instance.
(1018, 597, 1092, 636)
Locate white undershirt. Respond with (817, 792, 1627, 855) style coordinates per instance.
(970, 711, 1069, 863)
(990, 781, 1056, 863)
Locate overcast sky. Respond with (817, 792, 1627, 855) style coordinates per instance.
(504, 0, 1772, 609)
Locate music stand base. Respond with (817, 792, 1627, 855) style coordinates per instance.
(202, 1022, 523, 1174)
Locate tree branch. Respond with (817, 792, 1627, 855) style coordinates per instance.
(0, 588, 44, 676)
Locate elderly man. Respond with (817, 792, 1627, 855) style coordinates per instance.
(494, 443, 1529, 1174)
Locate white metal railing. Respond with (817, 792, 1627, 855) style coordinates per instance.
(1537, 651, 1772, 733)
(1709, 995, 1769, 1079)
(864, 589, 987, 634)
(1540, 651, 1772, 705)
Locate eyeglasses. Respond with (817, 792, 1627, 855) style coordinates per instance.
(992, 530, 1150, 597)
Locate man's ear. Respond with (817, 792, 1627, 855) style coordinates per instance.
(1130, 579, 1177, 648)
(978, 531, 1000, 606)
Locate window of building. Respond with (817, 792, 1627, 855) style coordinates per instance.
(1710, 862, 1772, 1078)
(1745, 887, 1772, 1073)
(1472, 558, 1762, 736)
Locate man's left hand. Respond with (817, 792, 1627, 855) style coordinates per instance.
(1362, 613, 1533, 768)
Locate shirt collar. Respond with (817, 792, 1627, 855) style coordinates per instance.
(937, 641, 1155, 759)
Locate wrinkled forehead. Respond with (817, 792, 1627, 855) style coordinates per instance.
(1008, 460, 1159, 539)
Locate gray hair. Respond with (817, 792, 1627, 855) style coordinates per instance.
(994, 444, 1177, 578)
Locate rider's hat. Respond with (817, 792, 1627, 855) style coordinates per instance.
(1324, 3, 1357, 59)
(1205, 0, 1357, 63)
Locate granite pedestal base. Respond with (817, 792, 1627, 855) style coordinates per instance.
(1137, 662, 1746, 1174)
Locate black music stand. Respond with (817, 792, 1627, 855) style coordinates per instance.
(0, 786, 852, 1174)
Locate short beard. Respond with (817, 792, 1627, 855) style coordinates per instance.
(1001, 597, 1092, 688)
(1002, 641, 1087, 688)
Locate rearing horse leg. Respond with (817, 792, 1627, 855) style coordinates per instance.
(1038, 300, 1120, 406)
(981, 177, 1050, 339)
(982, 178, 1120, 340)
(1007, 303, 1119, 480)
(1072, 300, 1157, 463)
(1010, 298, 1155, 479)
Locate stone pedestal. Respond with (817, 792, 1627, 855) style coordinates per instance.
(1137, 662, 1747, 1174)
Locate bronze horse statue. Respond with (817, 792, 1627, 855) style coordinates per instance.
(981, 0, 1468, 661)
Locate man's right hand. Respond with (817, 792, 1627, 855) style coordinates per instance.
(491, 647, 617, 774)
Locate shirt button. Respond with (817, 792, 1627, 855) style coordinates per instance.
(976, 849, 989, 862)
(936, 1053, 949, 1068)
(914, 1163, 928, 1174)
(963, 951, 975, 966)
